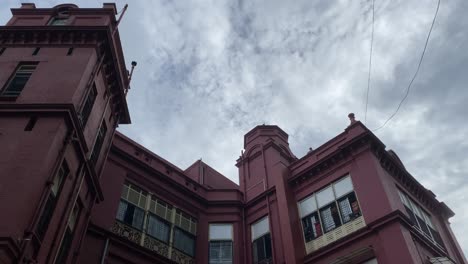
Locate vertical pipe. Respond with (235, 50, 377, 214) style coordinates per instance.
(100, 238, 110, 264)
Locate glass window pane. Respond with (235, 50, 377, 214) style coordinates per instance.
(210, 224, 233, 240)
(316, 186, 334, 207)
(299, 195, 317, 218)
(174, 228, 195, 256)
(251, 216, 269, 241)
(147, 214, 170, 242)
(409, 199, 422, 218)
(398, 190, 410, 207)
(302, 212, 322, 242)
(132, 207, 144, 229)
(209, 241, 232, 264)
(116, 200, 127, 221)
(422, 211, 434, 228)
(334, 176, 353, 198)
(319, 203, 341, 232)
(338, 192, 361, 223)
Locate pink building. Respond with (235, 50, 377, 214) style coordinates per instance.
(0, 3, 466, 264)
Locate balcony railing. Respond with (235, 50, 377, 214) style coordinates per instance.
(111, 221, 194, 264)
(111, 221, 142, 244)
(143, 235, 170, 258)
(171, 247, 195, 264)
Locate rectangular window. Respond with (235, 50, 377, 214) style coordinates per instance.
(49, 17, 69, 25)
(80, 84, 97, 127)
(147, 214, 170, 243)
(397, 189, 444, 248)
(209, 224, 233, 264)
(173, 227, 196, 257)
(55, 202, 80, 264)
(36, 160, 69, 239)
(298, 175, 362, 242)
(251, 217, 272, 264)
(1, 62, 38, 97)
(116, 200, 145, 230)
(116, 183, 147, 230)
(90, 120, 107, 164)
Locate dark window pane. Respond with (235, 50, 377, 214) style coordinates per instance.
(80, 84, 97, 127)
(415, 215, 431, 237)
(209, 241, 232, 264)
(404, 206, 418, 226)
(147, 214, 170, 242)
(429, 227, 445, 248)
(50, 17, 68, 25)
(302, 212, 322, 242)
(55, 228, 73, 263)
(90, 121, 107, 164)
(36, 194, 56, 239)
(252, 233, 272, 264)
(338, 192, 361, 223)
(2, 63, 37, 96)
(116, 200, 127, 221)
(116, 200, 144, 230)
(319, 203, 342, 232)
(36, 160, 68, 240)
(173, 228, 195, 256)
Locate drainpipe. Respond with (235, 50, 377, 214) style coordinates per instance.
(100, 238, 110, 264)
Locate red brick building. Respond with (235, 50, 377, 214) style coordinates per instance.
(0, 3, 466, 264)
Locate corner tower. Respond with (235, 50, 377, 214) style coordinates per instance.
(0, 3, 131, 263)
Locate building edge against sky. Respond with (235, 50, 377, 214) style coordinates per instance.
(0, 3, 466, 264)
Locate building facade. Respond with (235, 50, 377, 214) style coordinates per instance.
(0, 3, 466, 264)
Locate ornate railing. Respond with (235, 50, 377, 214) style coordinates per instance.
(305, 215, 366, 254)
(143, 235, 170, 258)
(171, 248, 195, 264)
(110, 221, 142, 245)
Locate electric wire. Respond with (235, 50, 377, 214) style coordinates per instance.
(365, 0, 375, 124)
(373, 0, 441, 131)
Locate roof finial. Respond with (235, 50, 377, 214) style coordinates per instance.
(348, 113, 356, 125)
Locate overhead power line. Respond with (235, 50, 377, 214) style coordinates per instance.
(364, 0, 375, 124)
(373, 0, 441, 132)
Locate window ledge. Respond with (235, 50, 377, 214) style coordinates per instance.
(305, 215, 366, 254)
(0, 95, 18, 101)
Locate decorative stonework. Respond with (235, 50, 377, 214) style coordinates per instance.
(305, 216, 366, 254)
(143, 236, 169, 258)
(171, 248, 194, 264)
(110, 221, 142, 245)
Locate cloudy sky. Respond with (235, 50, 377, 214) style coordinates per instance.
(2, 0, 467, 256)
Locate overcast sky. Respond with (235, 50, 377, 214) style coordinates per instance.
(2, 0, 467, 256)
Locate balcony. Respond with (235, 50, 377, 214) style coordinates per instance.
(111, 221, 194, 264)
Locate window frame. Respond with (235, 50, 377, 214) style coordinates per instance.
(1, 62, 38, 97)
(146, 212, 171, 243)
(79, 83, 97, 127)
(209, 223, 234, 264)
(173, 226, 196, 257)
(36, 160, 69, 239)
(397, 189, 444, 248)
(298, 174, 362, 243)
(251, 217, 272, 264)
